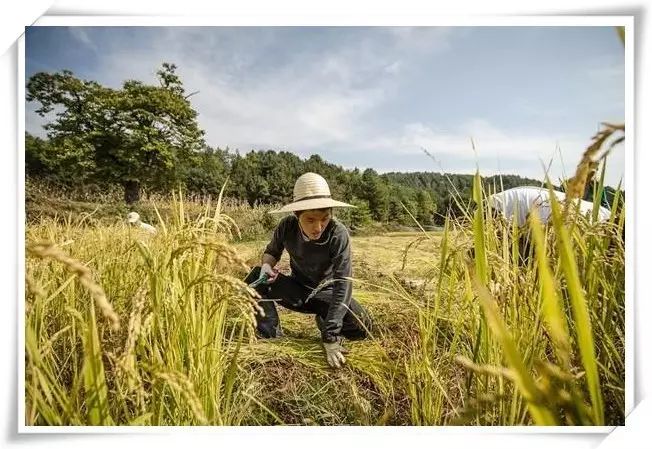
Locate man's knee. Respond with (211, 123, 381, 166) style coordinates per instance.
(255, 304, 283, 338)
(252, 287, 283, 338)
(256, 320, 283, 338)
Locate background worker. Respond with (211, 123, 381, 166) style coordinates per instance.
(486, 186, 611, 264)
(126, 212, 157, 234)
(487, 186, 611, 227)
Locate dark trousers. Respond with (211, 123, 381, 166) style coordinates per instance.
(244, 266, 373, 340)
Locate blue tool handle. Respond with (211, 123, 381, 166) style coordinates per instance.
(248, 272, 269, 288)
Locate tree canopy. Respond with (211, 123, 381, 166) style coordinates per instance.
(27, 63, 204, 203)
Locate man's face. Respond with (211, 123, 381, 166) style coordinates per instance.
(298, 209, 332, 240)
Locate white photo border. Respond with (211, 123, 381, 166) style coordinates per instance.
(12, 9, 636, 445)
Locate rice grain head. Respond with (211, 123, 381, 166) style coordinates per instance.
(27, 241, 120, 330)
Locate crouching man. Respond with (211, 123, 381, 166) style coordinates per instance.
(244, 172, 373, 369)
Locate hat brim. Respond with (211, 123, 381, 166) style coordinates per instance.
(269, 198, 355, 214)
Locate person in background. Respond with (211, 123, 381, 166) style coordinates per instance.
(486, 186, 611, 264)
(488, 186, 611, 227)
(244, 172, 373, 369)
(126, 212, 157, 234)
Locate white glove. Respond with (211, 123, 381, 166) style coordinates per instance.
(323, 338, 348, 369)
(260, 263, 278, 283)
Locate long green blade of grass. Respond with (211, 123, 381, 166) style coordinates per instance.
(472, 275, 558, 425)
(472, 172, 488, 285)
(548, 186, 604, 424)
(82, 305, 114, 425)
(529, 210, 571, 368)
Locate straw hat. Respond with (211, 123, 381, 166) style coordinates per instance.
(270, 172, 355, 214)
(126, 212, 141, 223)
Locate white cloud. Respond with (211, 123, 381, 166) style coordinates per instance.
(338, 118, 626, 184)
(385, 27, 457, 53)
(383, 60, 402, 75)
(92, 28, 396, 151)
(68, 27, 98, 52)
(397, 119, 584, 161)
(30, 26, 458, 152)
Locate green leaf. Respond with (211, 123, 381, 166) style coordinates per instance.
(82, 305, 114, 425)
(548, 185, 604, 424)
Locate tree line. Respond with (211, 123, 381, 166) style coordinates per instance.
(26, 62, 611, 227)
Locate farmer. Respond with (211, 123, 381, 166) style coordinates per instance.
(486, 186, 611, 263)
(244, 172, 373, 369)
(126, 212, 157, 234)
(487, 186, 611, 227)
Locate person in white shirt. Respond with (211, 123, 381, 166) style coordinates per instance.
(126, 212, 157, 234)
(487, 186, 611, 227)
(485, 186, 611, 264)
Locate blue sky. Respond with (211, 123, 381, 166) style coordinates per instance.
(25, 26, 625, 185)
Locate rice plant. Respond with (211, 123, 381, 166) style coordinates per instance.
(402, 123, 625, 425)
(25, 193, 265, 425)
(24, 125, 624, 426)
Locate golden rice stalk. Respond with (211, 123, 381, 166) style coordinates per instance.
(209, 273, 264, 316)
(616, 26, 625, 46)
(529, 211, 571, 367)
(25, 271, 45, 298)
(196, 240, 250, 271)
(26, 241, 120, 330)
(154, 370, 208, 425)
(115, 287, 148, 389)
(455, 355, 514, 380)
(472, 274, 558, 425)
(124, 287, 148, 355)
(566, 123, 624, 200)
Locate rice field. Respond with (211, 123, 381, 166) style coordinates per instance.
(19, 23, 629, 428)
(24, 138, 626, 426)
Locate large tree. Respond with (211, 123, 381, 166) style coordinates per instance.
(26, 63, 204, 203)
(360, 168, 390, 222)
(416, 189, 436, 225)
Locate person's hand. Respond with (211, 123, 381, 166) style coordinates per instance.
(323, 338, 348, 369)
(260, 263, 279, 283)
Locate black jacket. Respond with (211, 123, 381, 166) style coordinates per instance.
(264, 215, 352, 342)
